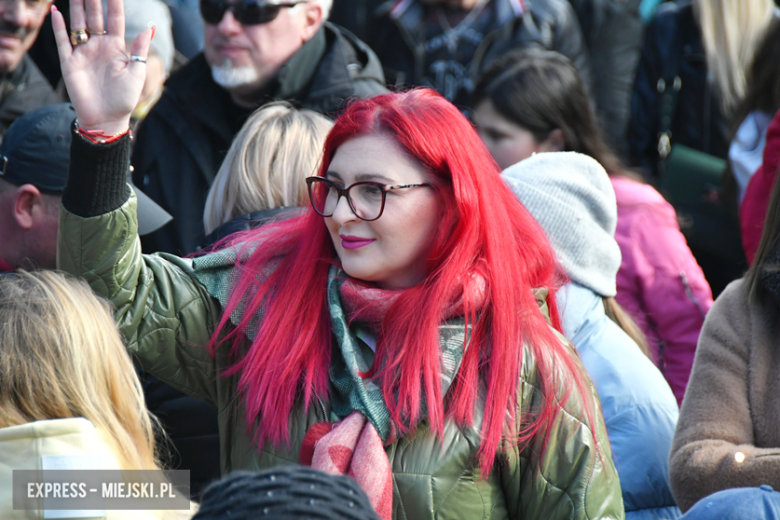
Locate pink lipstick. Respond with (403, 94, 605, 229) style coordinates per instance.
(340, 235, 375, 250)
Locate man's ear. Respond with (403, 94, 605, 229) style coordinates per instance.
(12, 184, 44, 230)
(540, 129, 566, 153)
(300, 2, 324, 42)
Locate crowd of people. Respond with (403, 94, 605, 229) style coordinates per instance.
(1, 0, 780, 518)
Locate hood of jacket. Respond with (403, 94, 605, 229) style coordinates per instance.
(729, 111, 773, 203)
(557, 282, 682, 517)
(0, 418, 164, 520)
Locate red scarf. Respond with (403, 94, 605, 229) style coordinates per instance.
(338, 268, 487, 329)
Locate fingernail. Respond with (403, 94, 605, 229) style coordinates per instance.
(150, 24, 156, 41)
(51, 4, 58, 12)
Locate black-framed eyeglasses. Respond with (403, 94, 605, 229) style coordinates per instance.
(306, 177, 431, 222)
(200, 0, 308, 25)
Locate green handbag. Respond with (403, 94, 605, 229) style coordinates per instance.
(659, 144, 745, 266)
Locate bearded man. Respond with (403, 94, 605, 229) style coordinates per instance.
(132, 0, 387, 255)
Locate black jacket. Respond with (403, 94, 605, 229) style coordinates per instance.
(132, 23, 387, 256)
(199, 207, 302, 250)
(136, 370, 220, 499)
(567, 0, 644, 157)
(627, 0, 728, 178)
(0, 55, 57, 144)
(348, 0, 592, 109)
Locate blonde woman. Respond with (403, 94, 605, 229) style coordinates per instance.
(202, 101, 334, 244)
(0, 271, 194, 519)
(629, 0, 777, 179)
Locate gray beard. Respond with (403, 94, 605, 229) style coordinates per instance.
(211, 59, 261, 89)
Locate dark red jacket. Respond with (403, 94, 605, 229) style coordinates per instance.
(741, 109, 780, 264)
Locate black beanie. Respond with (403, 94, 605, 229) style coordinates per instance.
(192, 466, 382, 520)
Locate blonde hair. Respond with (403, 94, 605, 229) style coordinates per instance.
(203, 101, 333, 235)
(693, 0, 775, 116)
(0, 271, 159, 471)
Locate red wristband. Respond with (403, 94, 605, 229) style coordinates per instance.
(75, 125, 133, 144)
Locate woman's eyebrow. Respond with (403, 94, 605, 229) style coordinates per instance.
(355, 173, 396, 183)
(326, 171, 398, 183)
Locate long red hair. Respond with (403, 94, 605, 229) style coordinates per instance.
(211, 89, 594, 476)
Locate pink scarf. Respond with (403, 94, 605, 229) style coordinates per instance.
(302, 412, 393, 519)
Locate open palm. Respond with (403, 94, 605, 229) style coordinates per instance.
(52, 0, 151, 133)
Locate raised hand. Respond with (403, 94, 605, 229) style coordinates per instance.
(51, 0, 152, 135)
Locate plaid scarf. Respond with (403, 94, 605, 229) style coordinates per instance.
(302, 266, 483, 519)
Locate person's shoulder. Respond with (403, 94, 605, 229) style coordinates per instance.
(321, 23, 386, 81)
(713, 278, 749, 309)
(21, 55, 55, 94)
(307, 24, 387, 108)
(611, 175, 670, 208)
(702, 278, 757, 339)
(200, 208, 303, 250)
(643, 0, 692, 45)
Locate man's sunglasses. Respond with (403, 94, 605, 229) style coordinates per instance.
(200, 0, 308, 25)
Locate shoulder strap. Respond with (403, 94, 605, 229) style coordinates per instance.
(656, 5, 691, 162)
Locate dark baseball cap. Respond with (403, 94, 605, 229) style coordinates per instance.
(0, 103, 172, 235)
(0, 103, 74, 194)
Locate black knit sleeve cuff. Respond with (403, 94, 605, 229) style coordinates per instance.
(62, 128, 132, 217)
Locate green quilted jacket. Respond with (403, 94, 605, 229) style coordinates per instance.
(58, 192, 624, 520)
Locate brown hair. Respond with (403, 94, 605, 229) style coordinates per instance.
(473, 48, 641, 181)
(730, 19, 780, 138)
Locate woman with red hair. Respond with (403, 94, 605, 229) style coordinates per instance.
(51, 0, 622, 518)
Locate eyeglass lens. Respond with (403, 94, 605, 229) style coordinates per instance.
(309, 179, 385, 221)
(200, 0, 283, 25)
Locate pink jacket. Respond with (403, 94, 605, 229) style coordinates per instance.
(611, 176, 713, 405)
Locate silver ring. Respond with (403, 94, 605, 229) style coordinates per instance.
(130, 55, 147, 64)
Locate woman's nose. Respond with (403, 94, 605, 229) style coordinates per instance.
(330, 194, 359, 225)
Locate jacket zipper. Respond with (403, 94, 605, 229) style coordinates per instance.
(680, 271, 706, 318)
